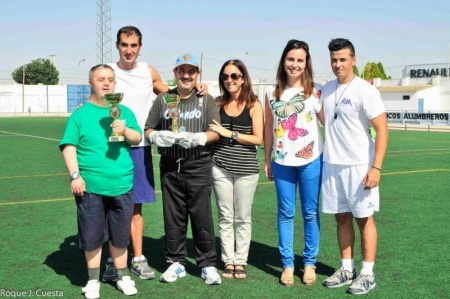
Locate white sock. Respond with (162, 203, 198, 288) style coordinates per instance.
(133, 255, 145, 262)
(341, 259, 354, 272)
(361, 261, 374, 275)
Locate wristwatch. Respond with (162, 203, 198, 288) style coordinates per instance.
(231, 131, 239, 142)
(70, 171, 80, 181)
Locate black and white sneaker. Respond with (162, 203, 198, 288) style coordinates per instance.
(347, 273, 376, 295)
(322, 267, 357, 288)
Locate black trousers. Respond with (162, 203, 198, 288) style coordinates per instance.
(160, 154, 217, 268)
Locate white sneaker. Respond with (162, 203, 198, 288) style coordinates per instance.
(81, 280, 100, 299)
(117, 276, 137, 296)
(160, 262, 186, 283)
(201, 266, 221, 285)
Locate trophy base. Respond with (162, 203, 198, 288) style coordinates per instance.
(109, 136, 125, 142)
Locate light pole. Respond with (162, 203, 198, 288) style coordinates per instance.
(78, 59, 86, 106)
(447, 42, 449, 77)
(49, 54, 57, 65)
(78, 58, 86, 84)
(200, 53, 203, 83)
(356, 54, 364, 79)
(22, 64, 27, 113)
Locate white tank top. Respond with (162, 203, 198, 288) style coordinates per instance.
(108, 62, 156, 146)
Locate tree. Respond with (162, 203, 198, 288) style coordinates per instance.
(362, 62, 390, 80)
(353, 66, 360, 77)
(11, 58, 59, 85)
(377, 62, 391, 79)
(166, 77, 177, 87)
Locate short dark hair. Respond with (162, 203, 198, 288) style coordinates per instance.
(328, 38, 355, 56)
(116, 26, 142, 45)
(88, 64, 114, 81)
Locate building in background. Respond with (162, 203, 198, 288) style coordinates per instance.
(374, 63, 450, 126)
(1, 63, 449, 128)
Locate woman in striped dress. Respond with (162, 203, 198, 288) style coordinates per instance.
(209, 59, 264, 279)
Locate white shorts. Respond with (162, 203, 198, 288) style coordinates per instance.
(321, 162, 379, 218)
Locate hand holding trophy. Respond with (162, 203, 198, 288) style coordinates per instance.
(164, 93, 180, 133)
(106, 93, 125, 142)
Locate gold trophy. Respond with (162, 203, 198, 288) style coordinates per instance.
(164, 93, 180, 133)
(106, 93, 125, 142)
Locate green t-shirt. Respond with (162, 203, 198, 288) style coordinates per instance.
(59, 102, 142, 196)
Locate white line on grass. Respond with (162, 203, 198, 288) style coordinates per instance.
(388, 148, 450, 153)
(383, 169, 450, 176)
(0, 130, 60, 142)
(0, 173, 66, 179)
(1, 169, 448, 206)
(0, 197, 73, 205)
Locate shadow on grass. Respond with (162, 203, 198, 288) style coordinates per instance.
(146, 234, 337, 279)
(248, 240, 336, 279)
(140, 235, 220, 276)
(43, 235, 86, 286)
(43, 234, 204, 287)
(43, 233, 336, 286)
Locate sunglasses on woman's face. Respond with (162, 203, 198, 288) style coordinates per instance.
(220, 73, 243, 81)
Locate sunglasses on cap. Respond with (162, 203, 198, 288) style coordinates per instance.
(220, 73, 243, 81)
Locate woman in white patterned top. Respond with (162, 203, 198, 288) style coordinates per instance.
(264, 39, 324, 287)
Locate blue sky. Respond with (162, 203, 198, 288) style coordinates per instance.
(1, 0, 449, 84)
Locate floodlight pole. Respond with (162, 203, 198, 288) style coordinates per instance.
(22, 64, 26, 113)
(199, 53, 203, 83)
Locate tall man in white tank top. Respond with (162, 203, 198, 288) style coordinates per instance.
(103, 26, 208, 282)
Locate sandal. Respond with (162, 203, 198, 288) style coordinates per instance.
(221, 265, 235, 279)
(280, 268, 294, 287)
(303, 265, 316, 286)
(234, 265, 247, 279)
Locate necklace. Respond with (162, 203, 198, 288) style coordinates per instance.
(334, 78, 354, 119)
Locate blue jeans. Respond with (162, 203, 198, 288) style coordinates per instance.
(272, 155, 322, 267)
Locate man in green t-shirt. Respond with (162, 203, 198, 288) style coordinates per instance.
(59, 64, 142, 299)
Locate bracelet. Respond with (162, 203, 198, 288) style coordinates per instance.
(372, 166, 381, 171)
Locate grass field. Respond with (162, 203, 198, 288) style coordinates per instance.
(0, 117, 449, 299)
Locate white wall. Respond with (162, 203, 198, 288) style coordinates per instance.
(420, 86, 442, 111)
(375, 76, 450, 112)
(382, 92, 418, 111)
(1, 77, 449, 115)
(0, 83, 67, 114)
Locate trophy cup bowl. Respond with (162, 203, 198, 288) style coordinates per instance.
(164, 93, 180, 133)
(105, 93, 125, 142)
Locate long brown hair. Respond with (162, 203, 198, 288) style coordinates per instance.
(274, 39, 314, 99)
(217, 59, 258, 108)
